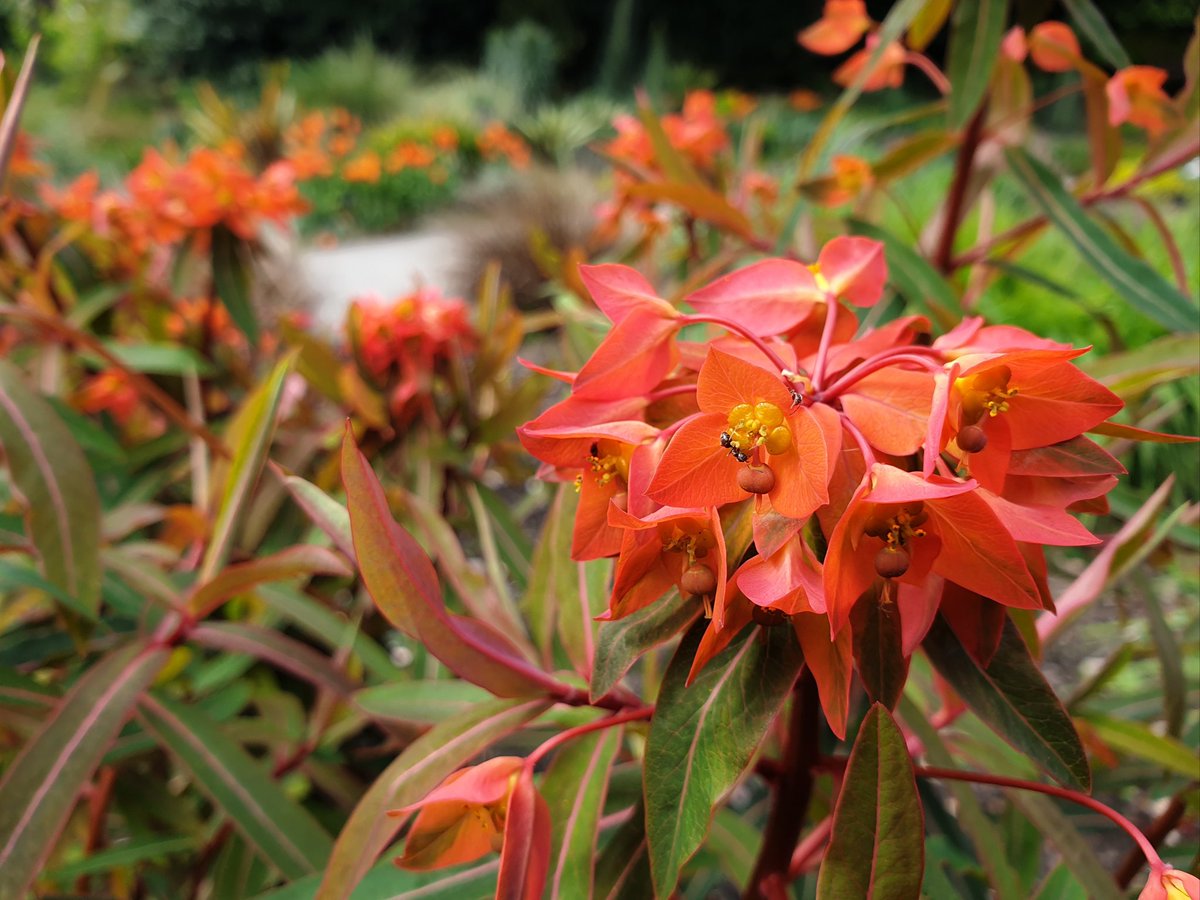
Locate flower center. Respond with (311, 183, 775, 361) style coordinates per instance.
(720, 401, 791, 463)
(957, 366, 1018, 424)
(864, 502, 928, 550)
(586, 440, 630, 487)
(660, 522, 716, 565)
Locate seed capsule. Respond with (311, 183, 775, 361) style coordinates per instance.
(738, 464, 776, 494)
(874, 546, 910, 579)
(957, 424, 988, 453)
(680, 563, 718, 597)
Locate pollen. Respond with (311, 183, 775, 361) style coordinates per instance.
(957, 366, 1018, 424)
(722, 401, 791, 462)
(586, 440, 630, 487)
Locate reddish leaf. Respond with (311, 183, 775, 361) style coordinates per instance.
(840, 367, 935, 456)
(496, 768, 551, 900)
(1007, 435, 1126, 477)
(940, 586, 1007, 666)
(816, 704, 924, 899)
(851, 585, 909, 709)
(817, 236, 887, 307)
(1028, 21, 1081, 71)
(579, 264, 677, 324)
(627, 181, 756, 240)
(794, 612, 853, 740)
(646, 412, 746, 510)
(685, 259, 821, 335)
(798, 0, 872, 55)
(1089, 421, 1200, 444)
(573, 307, 681, 400)
(342, 427, 561, 698)
(186, 545, 352, 619)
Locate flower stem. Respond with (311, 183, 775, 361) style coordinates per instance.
(935, 103, 988, 275)
(683, 313, 795, 377)
(840, 413, 878, 469)
(524, 705, 653, 771)
(743, 670, 819, 899)
(809, 295, 840, 391)
(818, 349, 943, 400)
(647, 383, 699, 403)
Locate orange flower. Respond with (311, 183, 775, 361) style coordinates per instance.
(390, 757, 524, 870)
(834, 36, 906, 91)
(1107, 66, 1173, 135)
(75, 369, 140, 425)
(342, 151, 382, 183)
(789, 88, 824, 112)
(478, 122, 531, 169)
(821, 154, 874, 206)
(1139, 867, 1200, 900)
(1028, 21, 1081, 72)
(798, 0, 872, 55)
(385, 141, 437, 173)
(432, 125, 459, 151)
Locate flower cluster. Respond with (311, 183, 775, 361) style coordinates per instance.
(41, 142, 306, 258)
(346, 287, 476, 424)
(519, 238, 1125, 735)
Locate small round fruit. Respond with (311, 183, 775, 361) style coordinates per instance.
(957, 424, 988, 453)
(680, 563, 718, 596)
(738, 464, 776, 494)
(874, 546, 910, 579)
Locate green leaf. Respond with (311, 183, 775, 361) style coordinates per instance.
(0, 666, 59, 710)
(708, 808, 762, 887)
(0, 641, 168, 898)
(0, 557, 93, 620)
(1143, 591, 1185, 737)
(644, 622, 802, 897)
(212, 225, 259, 345)
(1005, 792, 1122, 900)
(543, 725, 623, 900)
(0, 36, 38, 182)
(0, 360, 102, 617)
(590, 589, 699, 702)
(1061, 0, 1131, 69)
(851, 586, 909, 710)
(258, 858, 499, 900)
(817, 704, 924, 900)
(44, 835, 198, 882)
(1082, 715, 1200, 779)
(945, 0, 1010, 129)
(850, 220, 960, 327)
(923, 616, 1091, 790)
(199, 354, 294, 582)
(907, 0, 954, 51)
(189, 622, 359, 697)
(137, 692, 334, 880)
(314, 697, 549, 900)
(1004, 148, 1197, 333)
(352, 680, 491, 725)
(284, 475, 355, 559)
(594, 799, 652, 900)
(899, 696, 1024, 900)
(92, 341, 215, 377)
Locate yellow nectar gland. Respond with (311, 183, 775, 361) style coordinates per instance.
(586, 441, 630, 488)
(957, 366, 1018, 424)
(720, 401, 791, 463)
(660, 521, 716, 566)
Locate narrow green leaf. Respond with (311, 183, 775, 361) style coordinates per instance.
(907, 0, 954, 51)
(0, 360, 102, 617)
(1143, 591, 1185, 737)
(708, 808, 762, 888)
(0, 641, 168, 898)
(92, 341, 215, 376)
(644, 622, 802, 897)
(899, 696, 1025, 900)
(923, 616, 1091, 790)
(1083, 715, 1200, 779)
(817, 704, 924, 900)
(1061, 0, 1132, 69)
(44, 836, 197, 882)
(0, 666, 59, 709)
(352, 680, 491, 725)
(543, 726, 623, 900)
(945, 0, 1010, 128)
(1005, 148, 1197, 333)
(595, 799, 652, 900)
(590, 589, 699, 702)
(284, 475, 355, 559)
(138, 692, 334, 880)
(314, 697, 549, 900)
(189, 622, 360, 697)
(259, 858, 499, 900)
(1005, 792, 1123, 900)
(212, 225, 259, 345)
(200, 354, 293, 581)
(518, 480, 570, 655)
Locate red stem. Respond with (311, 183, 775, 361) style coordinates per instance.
(683, 313, 795, 378)
(524, 706, 653, 771)
(935, 104, 988, 275)
(840, 413, 878, 469)
(646, 383, 699, 403)
(818, 350, 942, 401)
(808, 295, 841, 392)
(904, 52, 950, 95)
